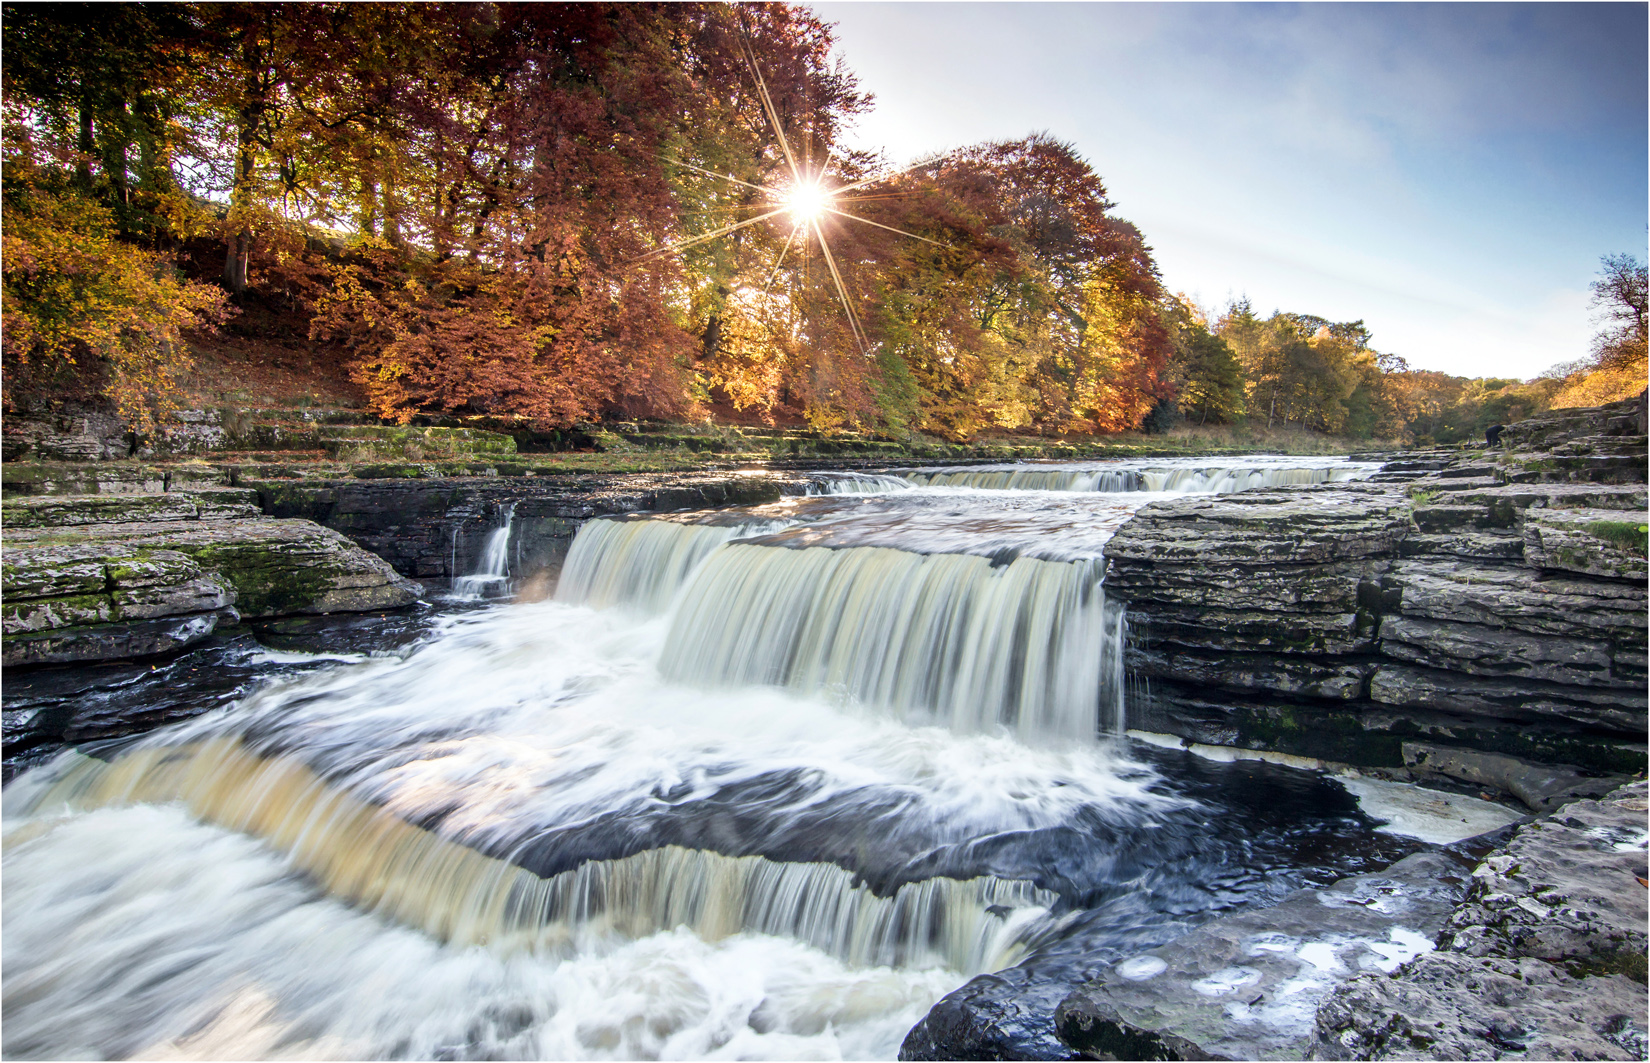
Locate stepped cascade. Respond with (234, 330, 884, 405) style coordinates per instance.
(812, 456, 1375, 495)
(3, 455, 1447, 1061)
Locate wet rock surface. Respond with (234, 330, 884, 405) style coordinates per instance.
(1, 606, 451, 782)
(1052, 851, 1467, 1061)
(1312, 781, 1649, 1060)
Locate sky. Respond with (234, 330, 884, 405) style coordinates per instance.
(810, 2, 1648, 380)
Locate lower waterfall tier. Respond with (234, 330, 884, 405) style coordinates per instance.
(20, 739, 1052, 974)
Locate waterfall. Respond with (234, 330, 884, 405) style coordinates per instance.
(898, 463, 1367, 493)
(1136, 466, 1361, 492)
(808, 472, 917, 494)
(658, 544, 1125, 743)
(454, 502, 517, 599)
(19, 739, 1052, 975)
(903, 468, 1140, 492)
(555, 516, 792, 613)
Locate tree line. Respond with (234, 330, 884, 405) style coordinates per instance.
(3, 2, 1642, 443)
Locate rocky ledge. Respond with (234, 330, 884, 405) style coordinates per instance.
(2, 495, 418, 668)
(1315, 781, 1648, 1061)
(253, 470, 806, 579)
(1107, 393, 1648, 805)
(1047, 781, 1647, 1061)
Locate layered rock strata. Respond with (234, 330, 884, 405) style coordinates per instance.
(1109, 395, 1648, 799)
(3, 497, 418, 667)
(253, 471, 805, 578)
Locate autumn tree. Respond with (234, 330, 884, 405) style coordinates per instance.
(1, 111, 227, 431)
(1164, 298, 1244, 425)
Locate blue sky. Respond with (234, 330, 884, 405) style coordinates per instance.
(811, 2, 1648, 379)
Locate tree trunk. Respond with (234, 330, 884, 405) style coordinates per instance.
(382, 163, 403, 248)
(75, 99, 95, 191)
(702, 314, 722, 363)
(222, 121, 258, 294)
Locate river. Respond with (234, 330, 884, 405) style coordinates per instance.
(3, 455, 1441, 1061)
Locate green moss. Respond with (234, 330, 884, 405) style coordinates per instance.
(1581, 519, 1649, 557)
(178, 543, 334, 617)
(1226, 705, 1410, 767)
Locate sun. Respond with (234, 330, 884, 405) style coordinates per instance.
(784, 181, 829, 224)
(645, 12, 949, 356)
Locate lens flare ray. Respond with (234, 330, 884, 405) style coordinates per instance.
(640, 13, 953, 357)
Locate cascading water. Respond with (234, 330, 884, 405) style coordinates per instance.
(1135, 465, 1363, 492)
(454, 502, 517, 599)
(903, 467, 1141, 491)
(554, 515, 794, 613)
(18, 740, 1051, 973)
(3, 455, 1424, 1061)
(811, 456, 1378, 494)
(807, 472, 917, 494)
(658, 545, 1125, 743)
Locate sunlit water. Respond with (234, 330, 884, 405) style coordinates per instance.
(3, 458, 1416, 1061)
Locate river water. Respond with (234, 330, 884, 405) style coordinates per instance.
(3, 455, 1435, 1061)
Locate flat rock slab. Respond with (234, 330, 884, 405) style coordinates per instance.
(1055, 851, 1467, 1061)
(1313, 782, 1649, 1060)
(1523, 507, 1648, 582)
(3, 518, 419, 664)
(1104, 488, 1413, 566)
(1, 489, 262, 528)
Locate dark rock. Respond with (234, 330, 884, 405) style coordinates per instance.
(1367, 662, 1644, 733)
(254, 472, 807, 578)
(1054, 852, 1467, 1061)
(902, 966, 1084, 1060)
(1400, 742, 1630, 812)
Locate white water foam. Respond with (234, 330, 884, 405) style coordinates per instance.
(2, 805, 958, 1061)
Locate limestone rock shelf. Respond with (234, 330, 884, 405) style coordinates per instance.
(3, 509, 418, 667)
(1107, 394, 1648, 793)
(1044, 781, 1647, 1061)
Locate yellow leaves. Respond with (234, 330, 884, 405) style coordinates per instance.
(1551, 355, 1649, 409)
(2, 168, 226, 432)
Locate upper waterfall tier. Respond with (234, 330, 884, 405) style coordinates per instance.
(658, 545, 1125, 743)
(556, 514, 794, 612)
(809, 455, 1378, 494)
